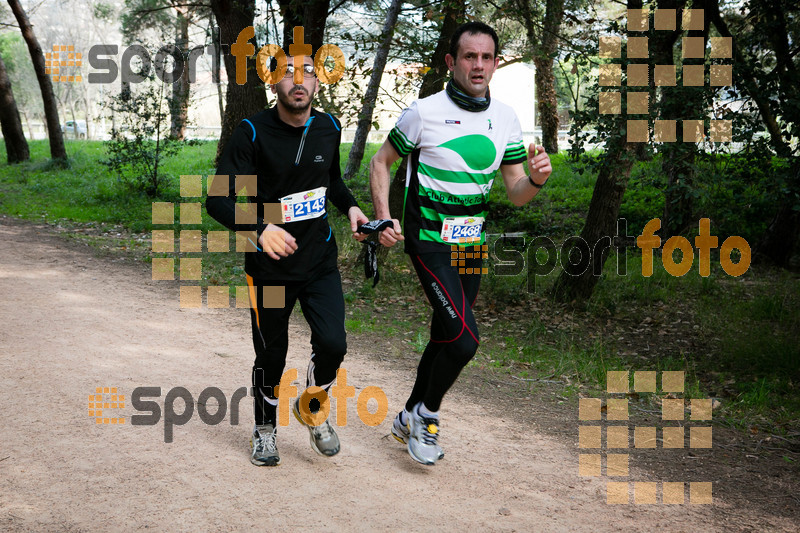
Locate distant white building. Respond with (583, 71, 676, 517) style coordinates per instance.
(490, 61, 537, 147)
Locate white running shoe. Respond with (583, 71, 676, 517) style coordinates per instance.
(293, 398, 340, 457)
(392, 410, 444, 461)
(407, 405, 443, 466)
(250, 424, 280, 466)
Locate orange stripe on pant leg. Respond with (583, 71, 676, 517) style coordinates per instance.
(246, 274, 260, 329)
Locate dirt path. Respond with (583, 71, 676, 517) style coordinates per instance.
(0, 219, 793, 532)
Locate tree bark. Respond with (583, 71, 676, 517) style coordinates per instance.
(517, 0, 564, 154)
(655, 0, 704, 237)
(418, 0, 464, 98)
(7, 0, 67, 161)
(84, 90, 92, 140)
(21, 110, 34, 140)
(277, 0, 331, 53)
(342, 0, 402, 182)
(551, 0, 643, 302)
(533, 0, 565, 154)
(552, 137, 638, 302)
(211, 0, 266, 164)
(301, 0, 331, 54)
(210, 19, 225, 128)
(169, 6, 191, 140)
(0, 51, 30, 163)
(738, 0, 800, 266)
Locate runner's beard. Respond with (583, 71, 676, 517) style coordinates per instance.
(277, 85, 313, 113)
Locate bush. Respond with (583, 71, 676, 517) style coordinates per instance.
(102, 81, 181, 197)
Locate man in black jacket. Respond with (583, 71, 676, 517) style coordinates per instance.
(207, 54, 368, 466)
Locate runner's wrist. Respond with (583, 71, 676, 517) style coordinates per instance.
(527, 175, 546, 189)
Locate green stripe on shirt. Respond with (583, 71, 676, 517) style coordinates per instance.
(503, 146, 526, 161)
(388, 128, 415, 155)
(419, 228, 487, 245)
(417, 162, 494, 185)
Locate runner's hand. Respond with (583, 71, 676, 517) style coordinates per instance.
(258, 224, 298, 260)
(378, 219, 404, 247)
(528, 144, 552, 186)
(349, 206, 370, 242)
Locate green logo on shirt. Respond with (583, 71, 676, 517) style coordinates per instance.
(437, 134, 496, 171)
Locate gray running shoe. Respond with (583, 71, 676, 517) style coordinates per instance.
(391, 411, 410, 444)
(407, 405, 442, 466)
(293, 398, 340, 457)
(250, 424, 280, 466)
(392, 411, 444, 460)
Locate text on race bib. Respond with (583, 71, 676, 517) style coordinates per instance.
(281, 186, 327, 222)
(441, 216, 484, 243)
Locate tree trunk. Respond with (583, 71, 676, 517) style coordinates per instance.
(418, 0, 464, 98)
(551, 0, 643, 302)
(170, 7, 191, 140)
(388, 0, 465, 218)
(84, 91, 92, 140)
(7, 0, 67, 161)
(533, 0, 565, 154)
(211, 0, 267, 164)
(517, 0, 565, 154)
(210, 19, 225, 127)
(533, 55, 558, 154)
(343, 0, 402, 182)
(661, 0, 709, 237)
(302, 0, 332, 53)
(21, 110, 34, 140)
(0, 52, 30, 163)
(70, 106, 77, 138)
(552, 137, 637, 302)
(278, 0, 303, 51)
(278, 0, 331, 53)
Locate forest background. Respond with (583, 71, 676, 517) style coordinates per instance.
(0, 0, 798, 457)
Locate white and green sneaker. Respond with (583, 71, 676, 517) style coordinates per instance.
(250, 424, 280, 466)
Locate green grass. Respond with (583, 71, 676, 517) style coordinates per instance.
(696, 273, 800, 426)
(1, 139, 798, 437)
(0, 140, 218, 232)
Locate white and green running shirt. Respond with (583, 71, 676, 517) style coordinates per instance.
(388, 90, 527, 253)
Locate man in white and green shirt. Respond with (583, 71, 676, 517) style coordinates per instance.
(369, 21, 553, 466)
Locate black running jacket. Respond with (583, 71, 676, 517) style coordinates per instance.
(206, 107, 358, 280)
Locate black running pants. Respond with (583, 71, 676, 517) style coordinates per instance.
(406, 252, 482, 412)
(248, 267, 347, 425)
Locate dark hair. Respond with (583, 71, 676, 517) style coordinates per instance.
(449, 22, 499, 59)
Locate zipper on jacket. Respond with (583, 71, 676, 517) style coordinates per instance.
(295, 116, 315, 166)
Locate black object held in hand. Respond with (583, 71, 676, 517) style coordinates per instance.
(357, 219, 394, 287)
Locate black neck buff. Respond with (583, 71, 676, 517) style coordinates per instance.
(445, 79, 491, 112)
